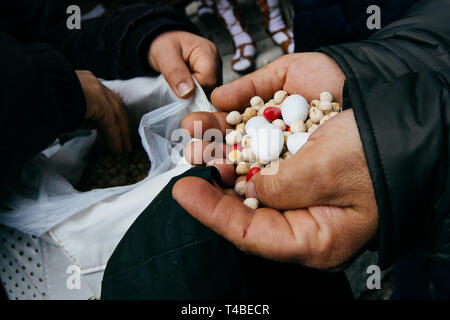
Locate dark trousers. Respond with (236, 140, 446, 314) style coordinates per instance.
(101, 167, 352, 300)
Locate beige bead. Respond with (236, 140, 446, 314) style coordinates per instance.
(283, 131, 292, 144)
(308, 124, 319, 133)
(236, 162, 250, 175)
(242, 107, 258, 122)
(250, 163, 264, 169)
(320, 91, 333, 102)
(235, 122, 246, 133)
(282, 151, 293, 160)
(241, 135, 251, 148)
(272, 119, 286, 131)
(305, 118, 314, 129)
(274, 90, 288, 104)
(290, 120, 306, 133)
(234, 180, 247, 197)
(332, 103, 342, 112)
(310, 99, 320, 108)
(242, 148, 256, 162)
(309, 106, 324, 124)
(258, 106, 267, 117)
(250, 96, 264, 109)
(225, 130, 243, 145)
(226, 111, 242, 125)
(318, 101, 333, 113)
(320, 115, 331, 125)
(228, 149, 243, 163)
(243, 198, 259, 210)
(329, 111, 338, 118)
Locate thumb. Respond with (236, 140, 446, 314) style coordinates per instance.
(245, 144, 325, 210)
(151, 43, 195, 99)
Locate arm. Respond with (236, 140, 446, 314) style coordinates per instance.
(43, 4, 198, 80)
(318, 0, 450, 81)
(0, 33, 86, 186)
(344, 70, 450, 268)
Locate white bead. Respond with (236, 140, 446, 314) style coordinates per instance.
(228, 149, 243, 163)
(243, 198, 259, 210)
(242, 148, 256, 162)
(308, 124, 319, 133)
(310, 99, 320, 108)
(290, 120, 306, 133)
(226, 111, 242, 125)
(236, 162, 250, 176)
(250, 124, 284, 163)
(274, 90, 287, 104)
(241, 135, 252, 148)
(235, 122, 246, 133)
(305, 118, 314, 129)
(225, 130, 243, 145)
(257, 105, 267, 117)
(272, 119, 286, 131)
(281, 94, 309, 125)
(309, 106, 324, 124)
(320, 115, 331, 125)
(234, 180, 247, 197)
(320, 91, 333, 102)
(287, 132, 310, 155)
(250, 96, 264, 108)
(318, 101, 333, 113)
(245, 116, 270, 137)
(242, 107, 258, 122)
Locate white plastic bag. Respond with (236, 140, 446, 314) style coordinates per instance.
(0, 75, 214, 236)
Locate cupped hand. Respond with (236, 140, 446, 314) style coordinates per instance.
(174, 110, 378, 270)
(149, 31, 221, 99)
(76, 70, 132, 154)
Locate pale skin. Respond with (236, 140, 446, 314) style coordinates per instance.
(174, 52, 379, 271)
(77, 31, 220, 154)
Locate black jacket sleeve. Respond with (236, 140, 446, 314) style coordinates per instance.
(0, 1, 197, 186)
(343, 70, 450, 269)
(43, 4, 197, 80)
(0, 33, 86, 186)
(318, 0, 450, 81)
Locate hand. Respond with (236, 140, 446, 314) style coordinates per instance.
(76, 70, 132, 154)
(149, 31, 221, 99)
(174, 110, 378, 270)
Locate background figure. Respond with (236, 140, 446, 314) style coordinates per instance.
(196, 0, 293, 73)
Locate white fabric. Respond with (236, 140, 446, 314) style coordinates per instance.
(0, 76, 216, 299)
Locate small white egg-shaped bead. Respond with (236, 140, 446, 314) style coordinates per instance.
(287, 132, 311, 155)
(281, 94, 309, 125)
(305, 118, 314, 129)
(243, 198, 259, 210)
(320, 91, 333, 102)
(274, 90, 288, 104)
(234, 180, 247, 197)
(290, 120, 306, 133)
(225, 130, 243, 145)
(226, 111, 242, 125)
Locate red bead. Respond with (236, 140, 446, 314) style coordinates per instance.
(263, 107, 281, 121)
(246, 167, 261, 181)
(232, 144, 243, 151)
(287, 126, 290, 132)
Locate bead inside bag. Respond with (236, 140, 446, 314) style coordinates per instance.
(225, 90, 343, 209)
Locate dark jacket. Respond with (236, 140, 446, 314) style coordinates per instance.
(316, 0, 450, 268)
(292, 0, 421, 52)
(0, 1, 195, 186)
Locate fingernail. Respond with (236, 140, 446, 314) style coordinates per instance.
(177, 82, 194, 98)
(246, 181, 257, 199)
